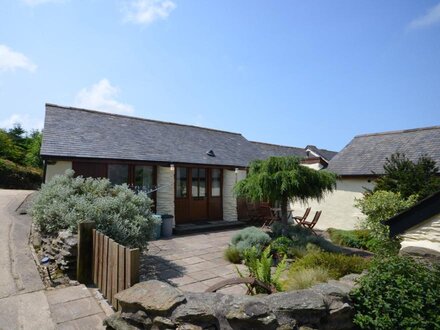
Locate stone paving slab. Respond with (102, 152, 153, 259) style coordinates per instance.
(46, 285, 107, 329)
(142, 229, 247, 295)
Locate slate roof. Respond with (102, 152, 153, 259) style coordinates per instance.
(41, 104, 262, 167)
(305, 145, 338, 161)
(251, 141, 308, 159)
(385, 190, 440, 237)
(327, 126, 440, 176)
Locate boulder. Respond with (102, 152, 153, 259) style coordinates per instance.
(115, 280, 186, 314)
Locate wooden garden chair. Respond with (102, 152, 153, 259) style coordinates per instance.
(293, 207, 311, 224)
(300, 210, 322, 235)
(258, 205, 278, 228)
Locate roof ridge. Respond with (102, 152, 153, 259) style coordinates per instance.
(45, 103, 243, 136)
(250, 140, 304, 150)
(355, 125, 440, 139)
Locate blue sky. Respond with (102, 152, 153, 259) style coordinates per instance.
(1, 0, 439, 151)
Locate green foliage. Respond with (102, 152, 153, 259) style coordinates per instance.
(271, 236, 294, 257)
(327, 228, 374, 251)
(224, 246, 242, 264)
(0, 124, 43, 189)
(351, 256, 440, 330)
(289, 251, 369, 279)
(0, 158, 42, 189)
(374, 153, 440, 200)
(31, 170, 159, 249)
(282, 267, 331, 291)
(271, 222, 345, 254)
(234, 156, 336, 230)
(230, 226, 271, 256)
(239, 246, 286, 294)
(355, 190, 417, 254)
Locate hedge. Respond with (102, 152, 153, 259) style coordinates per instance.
(0, 159, 42, 189)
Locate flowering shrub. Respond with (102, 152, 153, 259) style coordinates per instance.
(31, 170, 159, 249)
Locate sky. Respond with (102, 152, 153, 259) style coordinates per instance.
(1, 0, 440, 152)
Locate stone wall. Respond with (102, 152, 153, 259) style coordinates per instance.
(105, 275, 360, 330)
(222, 169, 246, 222)
(156, 166, 175, 224)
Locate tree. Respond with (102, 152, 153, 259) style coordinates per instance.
(234, 156, 337, 233)
(374, 153, 440, 200)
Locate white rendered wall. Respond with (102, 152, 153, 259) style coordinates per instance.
(400, 213, 440, 253)
(291, 178, 375, 230)
(45, 161, 72, 183)
(223, 169, 246, 221)
(156, 166, 175, 225)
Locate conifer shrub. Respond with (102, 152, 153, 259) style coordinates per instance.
(31, 170, 159, 249)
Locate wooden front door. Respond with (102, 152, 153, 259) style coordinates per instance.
(175, 167, 223, 224)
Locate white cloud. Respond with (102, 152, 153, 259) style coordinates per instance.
(409, 2, 440, 29)
(124, 0, 176, 25)
(0, 113, 44, 131)
(75, 79, 134, 114)
(22, 0, 64, 6)
(0, 45, 37, 72)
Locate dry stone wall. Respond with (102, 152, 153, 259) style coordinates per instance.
(105, 274, 361, 330)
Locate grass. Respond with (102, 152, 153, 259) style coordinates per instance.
(289, 251, 370, 279)
(327, 228, 373, 251)
(224, 245, 242, 264)
(282, 267, 331, 290)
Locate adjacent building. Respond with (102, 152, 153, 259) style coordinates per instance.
(293, 125, 440, 230)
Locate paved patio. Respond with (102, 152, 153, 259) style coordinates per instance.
(140, 229, 248, 294)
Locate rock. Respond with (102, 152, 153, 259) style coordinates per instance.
(121, 310, 152, 328)
(172, 293, 220, 329)
(153, 316, 175, 329)
(400, 246, 440, 265)
(104, 312, 140, 330)
(225, 296, 278, 329)
(116, 280, 186, 314)
(265, 289, 326, 327)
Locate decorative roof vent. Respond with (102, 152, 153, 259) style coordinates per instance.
(206, 149, 216, 157)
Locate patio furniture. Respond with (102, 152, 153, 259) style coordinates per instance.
(300, 210, 322, 235)
(270, 207, 294, 221)
(258, 205, 279, 228)
(293, 207, 311, 224)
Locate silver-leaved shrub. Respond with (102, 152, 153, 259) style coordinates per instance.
(31, 170, 160, 249)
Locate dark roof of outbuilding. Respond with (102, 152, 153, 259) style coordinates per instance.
(305, 145, 338, 161)
(327, 126, 440, 176)
(41, 104, 262, 167)
(250, 141, 308, 159)
(385, 190, 440, 237)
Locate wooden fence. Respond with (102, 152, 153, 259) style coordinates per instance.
(77, 222, 140, 310)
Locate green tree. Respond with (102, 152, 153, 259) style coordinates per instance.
(234, 156, 336, 233)
(355, 190, 417, 254)
(24, 130, 43, 168)
(0, 129, 21, 162)
(374, 153, 440, 200)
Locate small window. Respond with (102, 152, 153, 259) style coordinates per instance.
(211, 169, 221, 197)
(176, 167, 187, 198)
(108, 164, 129, 185)
(134, 166, 154, 191)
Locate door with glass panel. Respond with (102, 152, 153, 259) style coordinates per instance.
(175, 167, 223, 223)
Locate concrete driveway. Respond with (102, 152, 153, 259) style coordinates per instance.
(141, 229, 248, 294)
(0, 189, 109, 329)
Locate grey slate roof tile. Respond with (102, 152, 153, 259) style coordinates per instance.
(327, 126, 440, 176)
(41, 104, 337, 168)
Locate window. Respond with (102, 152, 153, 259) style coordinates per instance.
(211, 169, 221, 197)
(192, 168, 206, 198)
(134, 166, 153, 191)
(176, 167, 187, 198)
(108, 164, 129, 185)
